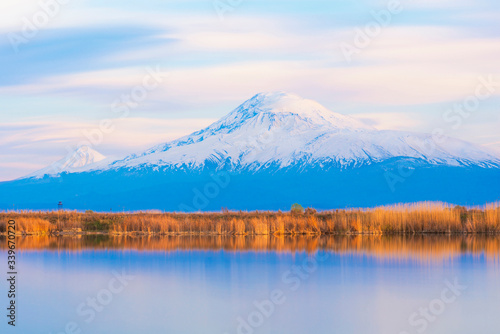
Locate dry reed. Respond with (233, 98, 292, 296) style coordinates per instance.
(0, 202, 499, 235)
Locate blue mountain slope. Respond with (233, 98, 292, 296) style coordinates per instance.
(1, 160, 498, 211)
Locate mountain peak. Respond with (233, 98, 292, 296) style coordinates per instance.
(62, 146, 106, 169)
(21, 93, 500, 180)
(221, 91, 372, 131)
(246, 91, 317, 111)
(238, 91, 331, 115)
(25, 145, 107, 179)
(113, 92, 499, 171)
(241, 91, 330, 117)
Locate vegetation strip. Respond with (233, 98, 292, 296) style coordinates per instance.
(1, 202, 499, 235)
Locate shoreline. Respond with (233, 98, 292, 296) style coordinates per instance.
(2, 230, 500, 236)
(1, 202, 499, 235)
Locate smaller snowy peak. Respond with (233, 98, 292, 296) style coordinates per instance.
(24, 146, 107, 179)
(59, 146, 106, 169)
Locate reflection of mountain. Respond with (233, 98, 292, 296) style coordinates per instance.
(1, 92, 499, 210)
(4, 235, 500, 262)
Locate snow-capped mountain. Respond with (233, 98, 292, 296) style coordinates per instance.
(26, 92, 500, 179)
(26, 146, 108, 179)
(102, 91, 499, 172)
(3, 92, 499, 211)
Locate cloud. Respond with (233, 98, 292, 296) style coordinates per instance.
(0, 25, 172, 86)
(3, 24, 499, 107)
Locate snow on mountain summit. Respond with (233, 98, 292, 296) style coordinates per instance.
(22, 92, 500, 180)
(108, 92, 500, 171)
(217, 91, 373, 131)
(59, 146, 106, 169)
(26, 146, 107, 178)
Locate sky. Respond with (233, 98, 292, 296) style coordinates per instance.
(0, 0, 499, 181)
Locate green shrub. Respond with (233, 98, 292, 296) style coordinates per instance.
(83, 219, 111, 231)
(291, 203, 305, 214)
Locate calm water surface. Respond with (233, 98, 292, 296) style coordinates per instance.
(0, 235, 499, 334)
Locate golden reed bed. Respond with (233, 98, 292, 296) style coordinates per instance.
(0, 202, 499, 235)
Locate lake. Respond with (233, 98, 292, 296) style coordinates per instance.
(1, 235, 499, 334)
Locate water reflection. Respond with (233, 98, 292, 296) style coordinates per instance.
(0, 235, 499, 334)
(1, 234, 500, 261)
